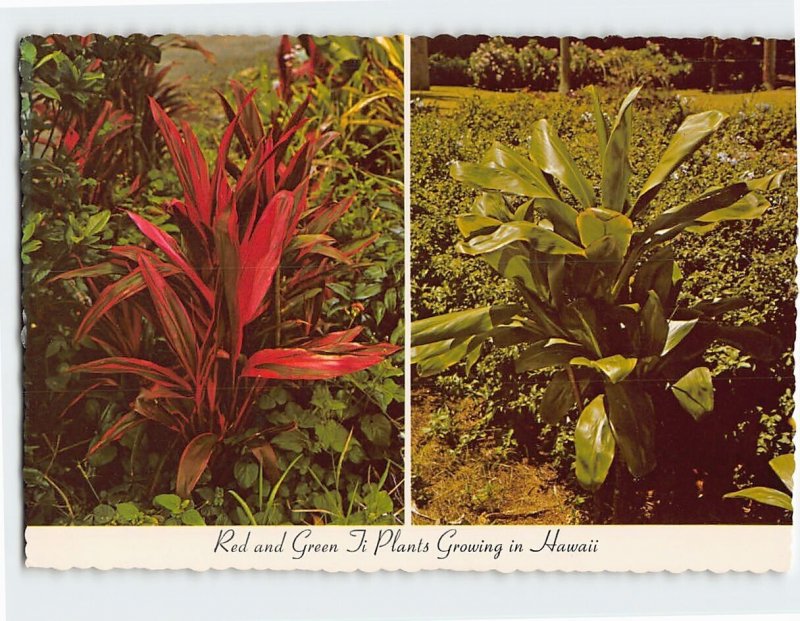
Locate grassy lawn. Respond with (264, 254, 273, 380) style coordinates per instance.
(414, 84, 796, 113)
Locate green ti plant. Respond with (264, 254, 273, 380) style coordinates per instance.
(411, 87, 786, 494)
(57, 86, 399, 499)
(724, 453, 794, 512)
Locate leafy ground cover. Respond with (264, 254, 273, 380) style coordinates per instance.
(413, 85, 797, 114)
(411, 84, 796, 524)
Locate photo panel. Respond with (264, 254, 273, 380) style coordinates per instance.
(21, 33, 406, 532)
(409, 35, 796, 532)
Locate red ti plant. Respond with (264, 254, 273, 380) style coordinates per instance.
(59, 87, 400, 498)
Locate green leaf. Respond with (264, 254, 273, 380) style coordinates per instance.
(234, 461, 260, 489)
(451, 161, 551, 198)
(154, 493, 182, 513)
(33, 83, 60, 102)
(634, 110, 727, 215)
(480, 245, 541, 294)
(588, 86, 609, 154)
(692, 192, 769, 226)
(20, 39, 36, 65)
(180, 508, 206, 525)
(662, 319, 698, 355)
(271, 429, 310, 453)
(540, 369, 577, 424)
(605, 381, 656, 478)
(115, 502, 140, 523)
(576, 207, 633, 253)
(480, 142, 557, 198)
(361, 413, 391, 446)
(88, 443, 117, 467)
(363, 488, 394, 520)
(353, 282, 382, 300)
(769, 454, 794, 493)
(457, 221, 585, 256)
(316, 420, 350, 453)
(645, 183, 749, 243)
(529, 119, 596, 208)
(93, 504, 115, 525)
(639, 291, 668, 356)
(515, 339, 586, 373)
(574, 395, 616, 492)
(631, 247, 679, 305)
(456, 214, 503, 237)
(723, 487, 792, 511)
(601, 87, 639, 212)
(670, 367, 714, 421)
(534, 198, 580, 242)
(712, 324, 781, 362)
(413, 335, 483, 377)
(471, 192, 513, 221)
(570, 355, 637, 384)
(411, 304, 521, 347)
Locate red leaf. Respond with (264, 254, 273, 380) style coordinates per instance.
(149, 97, 211, 229)
(49, 261, 125, 283)
(242, 340, 400, 381)
(59, 379, 117, 419)
(238, 190, 296, 325)
(230, 80, 264, 146)
(133, 392, 185, 432)
(73, 262, 180, 344)
(213, 207, 244, 363)
(306, 196, 354, 235)
(128, 212, 214, 306)
(211, 89, 256, 223)
(138, 255, 199, 374)
(88, 412, 144, 456)
(176, 433, 217, 498)
(69, 356, 192, 392)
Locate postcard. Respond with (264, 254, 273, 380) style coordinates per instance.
(21, 33, 794, 571)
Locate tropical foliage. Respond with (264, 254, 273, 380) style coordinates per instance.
(411, 87, 791, 517)
(22, 34, 405, 526)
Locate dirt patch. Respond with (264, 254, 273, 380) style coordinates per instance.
(411, 388, 582, 525)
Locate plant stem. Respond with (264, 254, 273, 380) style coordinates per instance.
(274, 265, 281, 346)
(565, 364, 582, 407)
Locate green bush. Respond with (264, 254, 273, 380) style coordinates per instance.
(464, 38, 689, 93)
(599, 42, 691, 90)
(568, 40, 603, 89)
(518, 39, 558, 91)
(429, 52, 471, 86)
(468, 37, 522, 91)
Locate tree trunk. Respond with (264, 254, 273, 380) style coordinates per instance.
(705, 36, 719, 92)
(763, 38, 777, 90)
(410, 37, 430, 91)
(559, 37, 571, 95)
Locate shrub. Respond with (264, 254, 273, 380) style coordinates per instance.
(568, 40, 604, 88)
(518, 40, 558, 91)
(468, 37, 522, 91)
(599, 42, 691, 90)
(58, 88, 400, 502)
(429, 52, 471, 86)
